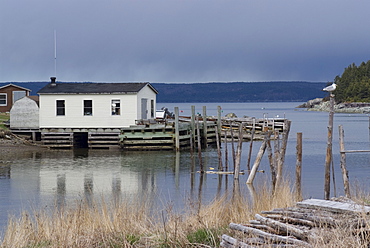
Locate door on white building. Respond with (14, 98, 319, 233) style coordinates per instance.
(141, 98, 148, 119)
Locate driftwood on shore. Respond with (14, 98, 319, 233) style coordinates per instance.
(221, 198, 370, 247)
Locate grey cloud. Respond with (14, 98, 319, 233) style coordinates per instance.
(1, 0, 370, 82)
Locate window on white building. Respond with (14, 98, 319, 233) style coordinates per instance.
(56, 100, 65, 116)
(111, 99, 120, 115)
(84, 100, 93, 116)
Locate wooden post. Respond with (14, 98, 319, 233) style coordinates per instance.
(215, 125, 223, 171)
(275, 120, 291, 189)
(246, 117, 255, 173)
(275, 120, 291, 188)
(174, 107, 180, 151)
(324, 94, 335, 200)
(339, 125, 351, 198)
(234, 123, 243, 180)
(247, 131, 271, 184)
(189, 129, 194, 155)
(217, 106, 222, 146)
(266, 132, 275, 187)
(224, 128, 229, 171)
(295, 132, 302, 201)
(230, 123, 236, 168)
(272, 130, 280, 192)
(274, 130, 280, 174)
(202, 106, 208, 148)
(196, 116, 203, 173)
(191, 105, 196, 147)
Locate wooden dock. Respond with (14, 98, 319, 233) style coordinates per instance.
(39, 106, 289, 150)
(220, 116, 287, 141)
(221, 198, 370, 247)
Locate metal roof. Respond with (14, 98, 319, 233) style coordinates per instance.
(37, 82, 158, 94)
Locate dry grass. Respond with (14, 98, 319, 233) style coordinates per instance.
(2, 179, 370, 247)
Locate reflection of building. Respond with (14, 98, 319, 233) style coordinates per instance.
(5, 151, 160, 210)
(39, 166, 141, 197)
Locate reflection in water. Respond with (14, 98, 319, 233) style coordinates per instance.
(56, 173, 66, 209)
(0, 164, 10, 179)
(84, 173, 94, 206)
(2, 102, 370, 233)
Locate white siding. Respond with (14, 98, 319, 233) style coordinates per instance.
(39, 85, 157, 128)
(39, 94, 138, 128)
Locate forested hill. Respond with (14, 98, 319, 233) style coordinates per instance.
(153, 81, 327, 102)
(0, 81, 327, 102)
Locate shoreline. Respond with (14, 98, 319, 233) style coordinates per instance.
(297, 98, 370, 114)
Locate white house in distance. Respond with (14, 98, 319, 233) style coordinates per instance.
(36, 77, 158, 148)
(37, 77, 158, 129)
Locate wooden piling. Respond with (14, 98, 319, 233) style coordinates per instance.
(215, 125, 223, 171)
(196, 116, 203, 173)
(246, 131, 271, 184)
(338, 125, 351, 198)
(296, 132, 302, 201)
(174, 107, 180, 151)
(275, 120, 291, 189)
(191, 105, 196, 147)
(202, 106, 208, 148)
(324, 94, 335, 200)
(266, 132, 276, 188)
(229, 123, 236, 168)
(217, 106, 222, 145)
(273, 130, 280, 188)
(234, 123, 243, 180)
(246, 117, 255, 173)
(224, 129, 229, 171)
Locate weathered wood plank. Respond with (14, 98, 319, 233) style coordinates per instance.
(229, 223, 311, 247)
(255, 214, 309, 241)
(220, 234, 252, 248)
(297, 199, 370, 214)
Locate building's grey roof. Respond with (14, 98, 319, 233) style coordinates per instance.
(37, 82, 158, 94)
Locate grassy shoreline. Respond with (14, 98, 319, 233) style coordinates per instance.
(1, 180, 370, 247)
(1, 181, 296, 248)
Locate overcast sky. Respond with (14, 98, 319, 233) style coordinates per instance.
(1, 1, 370, 83)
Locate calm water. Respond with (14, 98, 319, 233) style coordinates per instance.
(1, 102, 370, 235)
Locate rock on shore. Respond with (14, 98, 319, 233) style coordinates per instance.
(297, 98, 370, 113)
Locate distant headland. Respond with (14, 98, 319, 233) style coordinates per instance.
(0, 81, 327, 103)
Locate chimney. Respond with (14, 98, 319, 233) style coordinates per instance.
(50, 77, 57, 87)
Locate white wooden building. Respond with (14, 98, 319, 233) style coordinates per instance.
(36, 77, 158, 149)
(37, 78, 158, 129)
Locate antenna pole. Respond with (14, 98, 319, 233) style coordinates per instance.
(54, 30, 57, 77)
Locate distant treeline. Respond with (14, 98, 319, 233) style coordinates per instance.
(0, 81, 327, 102)
(333, 60, 370, 103)
(153, 81, 327, 102)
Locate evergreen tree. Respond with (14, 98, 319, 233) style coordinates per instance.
(334, 60, 370, 102)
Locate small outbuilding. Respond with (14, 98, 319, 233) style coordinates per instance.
(10, 96, 40, 141)
(0, 84, 31, 112)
